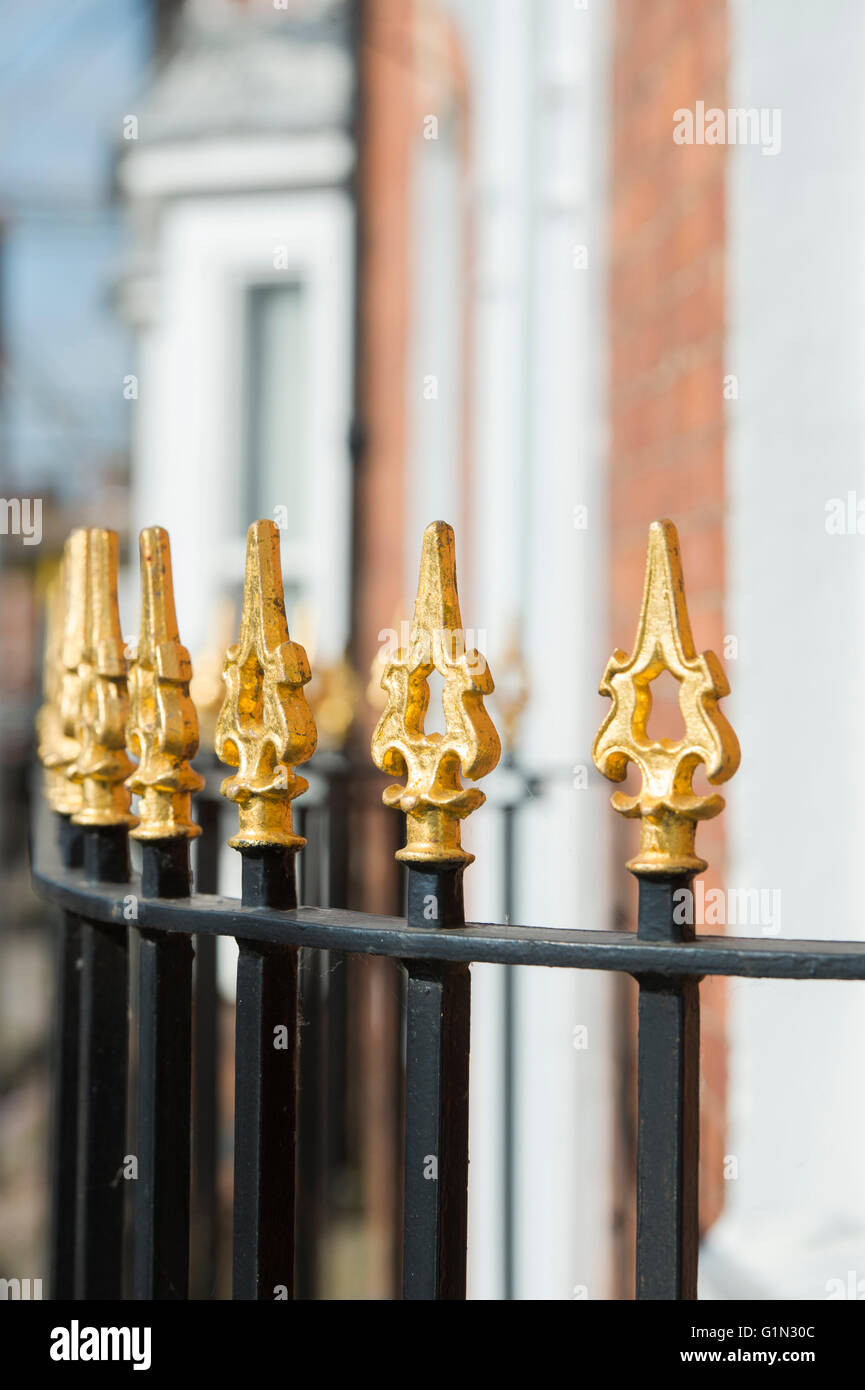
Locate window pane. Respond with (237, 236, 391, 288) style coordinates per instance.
(245, 281, 308, 543)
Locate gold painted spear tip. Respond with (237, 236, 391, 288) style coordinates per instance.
(137, 526, 180, 652)
(371, 521, 500, 867)
(215, 519, 316, 851)
(68, 526, 138, 829)
(37, 557, 83, 815)
(593, 517, 739, 879)
(128, 525, 203, 842)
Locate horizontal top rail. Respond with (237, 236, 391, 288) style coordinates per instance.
(31, 826, 865, 981)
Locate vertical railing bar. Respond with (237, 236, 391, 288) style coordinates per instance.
(133, 838, 194, 1300)
(123, 887, 140, 1300)
(50, 909, 82, 1300)
(366, 523, 497, 1300)
(190, 793, 221, 1299)
(294, 938, 327, 1299)
(320, 763, 350, 1276)
(325, 764, 350, 1188)
(393, 947, 408, 1294)
(75, 824, 131, 1300)
(49, 812, 84, 1300)
(590, 520, 737, 1302)
(501, 795, 517, 1302)
(232, 848, 299, 1301)
(56, 811, 84, 873)
(634, 874, 700, 1301)
(402, 865, 471, 1301)
(293, 802, 324, 1299)
(216, 520, 313, 1302)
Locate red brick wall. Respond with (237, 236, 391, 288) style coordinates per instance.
(352, 0, 413, 709)
(350, 0, 418, 1300)
(608, 0, 731, 1285)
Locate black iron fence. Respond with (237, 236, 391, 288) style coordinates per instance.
(31, 515, 865, 1300)
(32, 796, 865, 1301)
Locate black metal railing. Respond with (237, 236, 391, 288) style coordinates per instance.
(187, 751, 405, 1300)
(33, 513, 865, 1302)
(31, 796, 865, 1301)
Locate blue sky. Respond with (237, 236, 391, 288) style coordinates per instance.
(0, 0, 151, 497)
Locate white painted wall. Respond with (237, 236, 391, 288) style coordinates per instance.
(703, 0, 865, 1299)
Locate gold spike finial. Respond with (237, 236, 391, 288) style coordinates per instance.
(56, 530, 89, 811)
(592, 519, 740, 876)
(37, 559, 82, 815)
(371, 521, 501, 864)
(215, 520, 317, 849)
(126, 527, 205, 840)
(68, 528, 138, 828)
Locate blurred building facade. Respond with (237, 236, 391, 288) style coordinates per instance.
(3, 0, 865, 1300)
(114, 0, 865, 1300)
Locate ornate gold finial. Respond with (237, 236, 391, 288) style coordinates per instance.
(215, 520, 317, 850)
(56, 531, 89, 811)
(371, 521, 501, 865)
(68, 528, 138, 828)
(37, 560, 83, 815)
(38, 562, 81, 815)
(592, 519, 740, 876)
(126, 527, 205, 840)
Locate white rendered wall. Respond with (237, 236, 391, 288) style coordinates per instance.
(702, 0, 865, 1299)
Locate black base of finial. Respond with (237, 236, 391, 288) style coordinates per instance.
(636, 873, 696, 943)
(141, 838, 192, 899)
(406, 864, 466, 929)
(57, 814, 83, 869)
(83, 825, 130, 884)
(240, 847, 298, 910)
